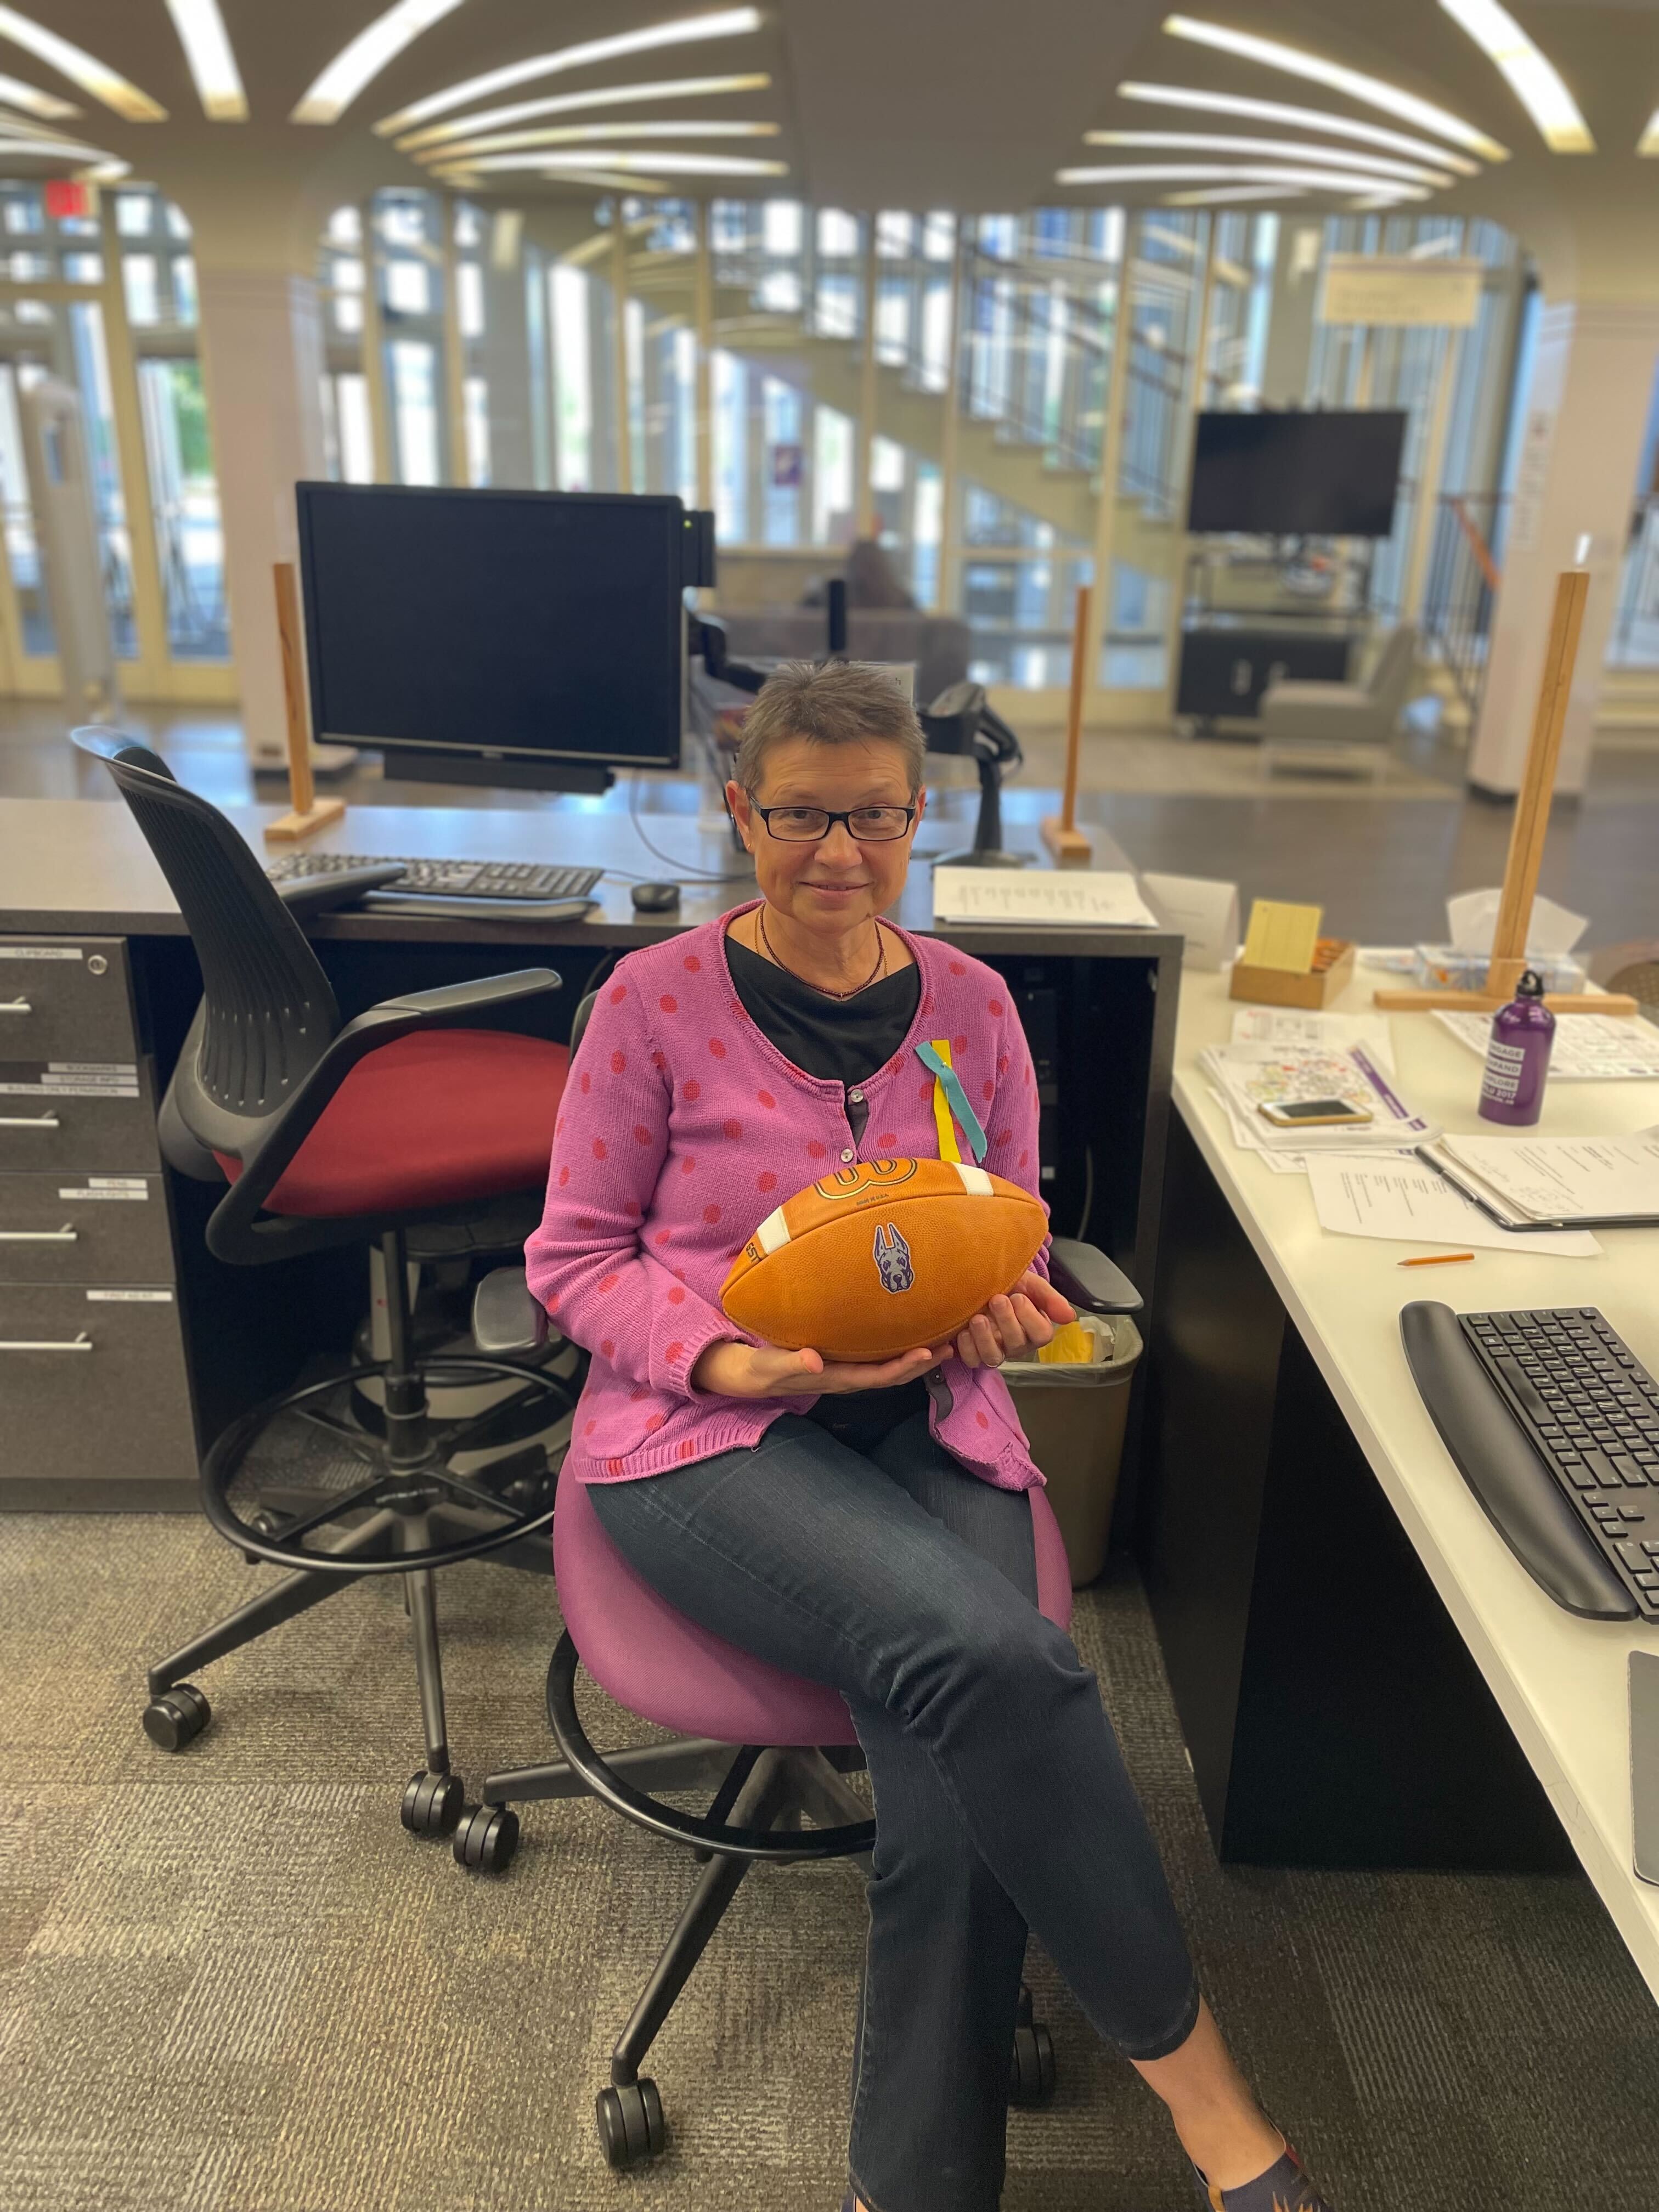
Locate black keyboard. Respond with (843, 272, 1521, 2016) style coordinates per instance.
(1402, 1301, 1659, 1621)
(266, 851, 601, 901)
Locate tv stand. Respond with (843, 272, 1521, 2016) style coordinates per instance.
(377, 747, 615, 797)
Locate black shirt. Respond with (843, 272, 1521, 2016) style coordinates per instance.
(725, 930, 929, 1434)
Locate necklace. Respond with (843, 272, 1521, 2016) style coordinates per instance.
(757, 906, 887, 999)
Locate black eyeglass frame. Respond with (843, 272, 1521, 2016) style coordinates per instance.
(749, 802, 919, 844)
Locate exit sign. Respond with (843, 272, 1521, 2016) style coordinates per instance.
(44, 179, 93, 221)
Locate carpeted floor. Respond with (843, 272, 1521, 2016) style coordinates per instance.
(4, 1512, 1659, 2212)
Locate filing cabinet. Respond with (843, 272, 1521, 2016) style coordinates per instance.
(0, 935, 198, 1504)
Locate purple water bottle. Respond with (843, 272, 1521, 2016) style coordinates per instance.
(1477, 969, 1556, 1126)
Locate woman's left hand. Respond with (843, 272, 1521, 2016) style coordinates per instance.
(937, 1269, 1076, 1370)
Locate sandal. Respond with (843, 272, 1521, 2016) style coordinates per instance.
(1193, 2138, 1334, 2211)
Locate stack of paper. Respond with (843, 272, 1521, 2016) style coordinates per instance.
(1306, 1155, 1600, 1257)
(1421, 1133, 1659, 1229)
(1201, 1041, 1439, 1158)
(1434, 1009, 1659, 1081)
(930, 866, 1158, 928)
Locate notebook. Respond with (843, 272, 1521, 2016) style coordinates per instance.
(1418, 1132, 1659, 1231)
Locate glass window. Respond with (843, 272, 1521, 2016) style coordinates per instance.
(2, 189, 40, 233)
(464, 374, 490, 486)
(0, 364, 51, 653)
(385, 259, 430, 315)
(122, 255, 159, 326)
(390, 340, 441, 484)
(333, 373, 375, 483)
(62, 252, 101, 286)
(381, 200, 428, 247)
(333, 294, 364, 335)
(817, 209, 859, 258)
(812, 403, 852, 545)
(116, 193, 151, 238)
(328, 206, 361, 245)
(138, 356, 228, 659)
(171, 256, 197, 325)
(457, 261, 484, 339)
(713, 347, 745, 541)
(763, 200, 801, 255)
(550, 261, 591, 490)
(7, 251, 46, 280)
(165, 202, 191, 240)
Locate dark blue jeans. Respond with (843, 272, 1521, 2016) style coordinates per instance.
(588, 1409, 1200, 2212)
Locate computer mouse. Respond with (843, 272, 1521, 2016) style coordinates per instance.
(630, 881, 681, 913)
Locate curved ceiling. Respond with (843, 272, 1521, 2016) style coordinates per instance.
(2, 3, 1656, 285)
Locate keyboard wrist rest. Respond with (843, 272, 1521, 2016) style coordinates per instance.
(1401, 1300, 1635, 1620)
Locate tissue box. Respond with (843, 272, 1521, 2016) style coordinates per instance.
(1412, 946, 1587, 993)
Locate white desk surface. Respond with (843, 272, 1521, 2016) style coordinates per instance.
(1173, 961, 1659, 1997)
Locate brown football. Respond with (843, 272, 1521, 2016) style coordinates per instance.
(719, 1157, 1048, 1363)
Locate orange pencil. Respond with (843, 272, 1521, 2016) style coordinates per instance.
(1398, 1251, 1475, 1267)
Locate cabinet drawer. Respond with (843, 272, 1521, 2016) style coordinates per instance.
(0, 1061, 161, 1173)
(0, 936, 139, 1060)
(0, 1282, 198, 1492)
(0, 1172, 175, 1284)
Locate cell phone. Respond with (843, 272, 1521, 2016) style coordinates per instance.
(1632, 1651, 1659, 1884)
(1256, 1096, 1374, 1128)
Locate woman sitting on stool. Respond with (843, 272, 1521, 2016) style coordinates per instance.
(526, 660, 1333, 2212)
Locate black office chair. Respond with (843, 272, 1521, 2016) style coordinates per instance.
(72, 727, 579, 1835)
(463, 990, 1144, 2168)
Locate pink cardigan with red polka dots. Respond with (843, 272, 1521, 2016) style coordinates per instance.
(525, 901, 1052, 1489)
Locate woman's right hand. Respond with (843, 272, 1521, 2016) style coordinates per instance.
(691, 1339, 943, 1400)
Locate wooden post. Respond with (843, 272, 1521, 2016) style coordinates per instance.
(1374, 567, 1634, 1014)
(1041, 584, 1094, 865)
(263, 563, 346, 844)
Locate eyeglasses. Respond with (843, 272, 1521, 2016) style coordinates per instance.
(751, 803, 918, 844)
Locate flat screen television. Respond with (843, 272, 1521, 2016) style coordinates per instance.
(296, 483, 686, 782)
(1186, 410, 1407, 538)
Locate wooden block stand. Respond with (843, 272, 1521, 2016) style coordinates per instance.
(1374, 567, 1634, 1017)
(1041, 583, 1095, 867)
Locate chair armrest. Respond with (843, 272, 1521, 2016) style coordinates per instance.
(473, 1266, 549, 1355)
(1047, 1238, 1142, 1314)
(206, 967, 563, 1252)
(275, 863, 407, 921)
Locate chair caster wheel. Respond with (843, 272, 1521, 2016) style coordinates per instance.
(1009, 2019, 1055, 2106)
(595, 2076, 665, 2169)
(401, 1768, 465, 1836)
(142, 1682, 211, 1751)
(453, 1802, 519, 1873)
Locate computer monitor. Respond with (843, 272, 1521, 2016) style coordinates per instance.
(1186, 409, 1407, 538)
(295, 483, 692, 792)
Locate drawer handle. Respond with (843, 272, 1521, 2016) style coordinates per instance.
(0, 996, 29, 1012)
(0, 1331, 92, 1351)
(0, 1112, 60, 1129)
(0, 1223, 76, 1242)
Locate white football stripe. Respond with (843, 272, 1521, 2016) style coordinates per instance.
(952, 1162, 993, 1197)
(755, 1205, 791, 1253)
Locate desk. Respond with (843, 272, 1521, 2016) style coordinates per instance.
(0, 795, 1181, 1517)
(1142, 959, 1659, 1999)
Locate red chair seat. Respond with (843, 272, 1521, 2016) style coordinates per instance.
(216, 1030, 568, 1218)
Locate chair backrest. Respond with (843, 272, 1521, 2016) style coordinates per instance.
(1365, 624, 1418, 716)
(71, 728, 341, 1139)
(568, 987, 600, 1057)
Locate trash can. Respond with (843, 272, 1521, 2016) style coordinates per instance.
(1002, 1312, 1143, 1587)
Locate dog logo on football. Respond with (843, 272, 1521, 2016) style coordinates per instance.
(871, 1221, 915, 1295)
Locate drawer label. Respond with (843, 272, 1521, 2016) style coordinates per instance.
(0, 946, 83, 960)
(0, 1060, 139, 1099)
(47, 1063, 137, 1076)
(86, 1288, 172, 1302)
(60, 1186, 150, 1201)
(0, 1083, 139, 1098)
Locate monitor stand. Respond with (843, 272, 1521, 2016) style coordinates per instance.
(378, 747, 615, 797)
(932, 751, 1031, 868)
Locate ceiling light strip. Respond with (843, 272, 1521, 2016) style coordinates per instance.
(1436, 0, 1592, 154)
(1086, 131, 1448, 186)
(447, 148, 787, 174)
(375, 7, 761, 137)
(1639, 110, 1659, 157)
(397, 71, 771, 150)
(1057, 161, 1425, 200)
(292, 0, 466, 126)
(415, 118, 778, 161)
(0, 5, 165, 121)
(163, 0, 246, 121)
(0, 70, 75, 120)
(1162, 15, 1508, 161)
(1164, 184, 1305, 205)
(1116, 81, 1480, 176)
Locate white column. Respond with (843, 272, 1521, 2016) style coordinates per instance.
(1469, 299, 1659, 796)
(194, 269, 328, 769)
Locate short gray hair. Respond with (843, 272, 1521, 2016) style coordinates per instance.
(734, 659, 926, 797)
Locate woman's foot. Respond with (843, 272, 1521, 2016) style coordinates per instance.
(1192, 2138, 1334, 2211)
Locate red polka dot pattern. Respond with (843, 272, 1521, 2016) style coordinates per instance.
(611, 1049, 627, 1074)
(975, 1411, 989, 1430)
(807, 1139, 826, 1159)
(679, 1440, 696, 1459)
(609, 984, 626, 1004)
(757, 1171, 777, 1193)
(684, 1078, 701, 1101)
(665, 1340, 683, 1362)
(579, 1070, 591, 1094)
(703, 1204, 721, 1224)
(659, 994, 678, 1014)
(668, 1284, 686, 1304)
(634, 1124, 652, 1146)
(723, 1118, 742, 1139)
(591, 1138, 607, 1161)
(680, 1155, 696, 1175)
(877, 1132, 896, 1150)
(599, 1273, 618, 1294)
(557, 1164, 570, 1186)
(574, 1215, 596, 1233)
(949, 959, 967, 976)
(653, 1228, 672, 1246)
(683, 954, 701, 972)
(757, 1089, 776, 1109)
(953, 1035, 968, 1056)
(982, 1080, 995, 1103)
(708, 1037, 727, 1059)
(988, 998, 1003, 1017)
(646, 1413, 664, 1432)
(607, 1458, 624, 1476)
(600, 1338, 614, 1359)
